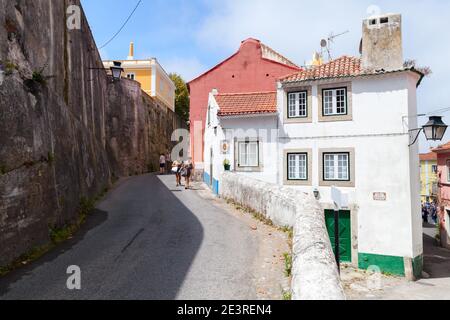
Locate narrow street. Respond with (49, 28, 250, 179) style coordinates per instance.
(0, 175, 288, 300)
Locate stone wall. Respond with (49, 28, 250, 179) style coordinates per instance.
(219, 172, 345, 300)
(0, 0, 186, 267)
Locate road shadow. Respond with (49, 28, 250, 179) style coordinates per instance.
(0, 174, 204, 300)
(0, 208, 108, 296)
(423, 229, 450, 279)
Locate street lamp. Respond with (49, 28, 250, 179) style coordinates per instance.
(409, 116, 448, 146)
(423, 116, 448, 141)
(110, 61, 124, 82)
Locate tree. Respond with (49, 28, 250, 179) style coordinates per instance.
(169, 73, 190, 125)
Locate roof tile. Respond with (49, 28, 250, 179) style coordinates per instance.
(215, 92, 277, 116)
(279, 56, 422, 83)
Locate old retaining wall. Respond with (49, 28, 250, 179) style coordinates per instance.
(219, 172, 345, 300)
(0, 0, 186, 267)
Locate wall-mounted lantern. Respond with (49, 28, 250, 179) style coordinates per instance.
(409, 116, 448, 146)
(110, 61, 124, 81)
(313, 188, 320, 200)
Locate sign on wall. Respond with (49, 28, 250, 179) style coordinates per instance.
(373, 192, 387, 201)
(221, 140, 230, 154)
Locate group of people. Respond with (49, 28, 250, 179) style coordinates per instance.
(422, 201, 438, 224)
(159, 153, 194, 190)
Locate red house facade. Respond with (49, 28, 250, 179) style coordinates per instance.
(433, 142, 450, 249)
(187, 38, 300, 168)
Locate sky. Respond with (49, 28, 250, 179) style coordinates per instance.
(81, 0, 450, 152)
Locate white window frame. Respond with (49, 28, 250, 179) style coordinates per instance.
(238, 141, 259, 167)
(323, 87, 347, 116)
(287, 153, 308, 181)
(323, 152, 350, 181)
(288, 91, 307, 118)
(126, 73, 136, 80)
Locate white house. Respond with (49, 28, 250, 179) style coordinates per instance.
(204, 13, 424, 279)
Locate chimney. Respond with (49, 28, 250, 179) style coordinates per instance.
(127, 41, 134, 60)
(361, 13, 403, 71)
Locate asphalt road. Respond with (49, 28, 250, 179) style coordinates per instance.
(0, 174, 259, 300)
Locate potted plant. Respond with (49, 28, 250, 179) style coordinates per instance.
(223, 159, 231, 171)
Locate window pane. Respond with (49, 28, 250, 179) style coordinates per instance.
(324, 154, 335, 180)
(324, 90, 333, 115)
(288, 93, 296, 117)
(239, 142, 259, 167)
(248, 142, 258, 167)
(299, 92, 307, 117)
(288, 154, 307, 180)
(323, 88, 347, 116)
(239, 143, 247, 166)
(288, 92, 307, 118)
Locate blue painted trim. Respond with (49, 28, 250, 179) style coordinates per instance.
(212, 179, 219, 195)
(203, 172, 210, 185)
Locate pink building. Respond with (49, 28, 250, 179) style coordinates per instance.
(433, 142, 450, 248)
(187, 38, 301, 169)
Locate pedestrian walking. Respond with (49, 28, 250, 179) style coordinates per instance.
(182, 158, 193, 190)
(159, 153, 166, 175)
(422, 204, 428, 223)
(172, 160, 182, 187)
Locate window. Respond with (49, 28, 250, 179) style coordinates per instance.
(238, 141, 259, 167)
(126, 73, 135, 80)
(287, 153, 308, 180)
(432, 165, 438, 174)
(288, 91, 307, 118)
(323, 88, 347, 116)
(323, 153, 350, 181)
(380, 17, 389, 24)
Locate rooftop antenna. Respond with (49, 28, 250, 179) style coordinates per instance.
(320, 30, 349, 61)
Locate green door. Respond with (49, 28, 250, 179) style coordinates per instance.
(325, 210, 352, 263)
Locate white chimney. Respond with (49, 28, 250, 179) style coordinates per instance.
(361, 13, 403, 71)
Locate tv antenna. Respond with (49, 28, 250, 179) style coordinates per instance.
(320, 30, 349, 61)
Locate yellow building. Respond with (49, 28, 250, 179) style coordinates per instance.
(103, 42, 175, 112)
(420, 152, 438, 203)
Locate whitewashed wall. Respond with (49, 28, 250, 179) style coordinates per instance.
(276, 72, 422, 269)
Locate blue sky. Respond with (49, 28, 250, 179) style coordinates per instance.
(81, 0, 450, 152)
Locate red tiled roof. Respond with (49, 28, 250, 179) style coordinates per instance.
(432, 141, 450, 153)
(420, 152, 437, 161)
(215, 92, 277, 117)
(280, 56, 424, 84)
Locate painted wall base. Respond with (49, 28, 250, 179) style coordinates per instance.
(203, 172, 219, 195)
(358, 252, 423, 280)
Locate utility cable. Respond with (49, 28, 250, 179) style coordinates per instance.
(98, 0, 143, 50)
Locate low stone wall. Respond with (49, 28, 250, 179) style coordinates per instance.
(219, 172, 345, 300)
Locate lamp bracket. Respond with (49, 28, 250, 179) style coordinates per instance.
(408, 128, 423, 147)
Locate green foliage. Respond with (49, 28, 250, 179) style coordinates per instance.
(223, 159, 230, 166)
(32, 70, 46, 84)
(1, 60, 18, 75)
(0, 244, 52, 276)
(280, 226, 293, 241)
(169, 73, 190, 124)
(282, 290, 292, 300)
(283, 252, 292, 277)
